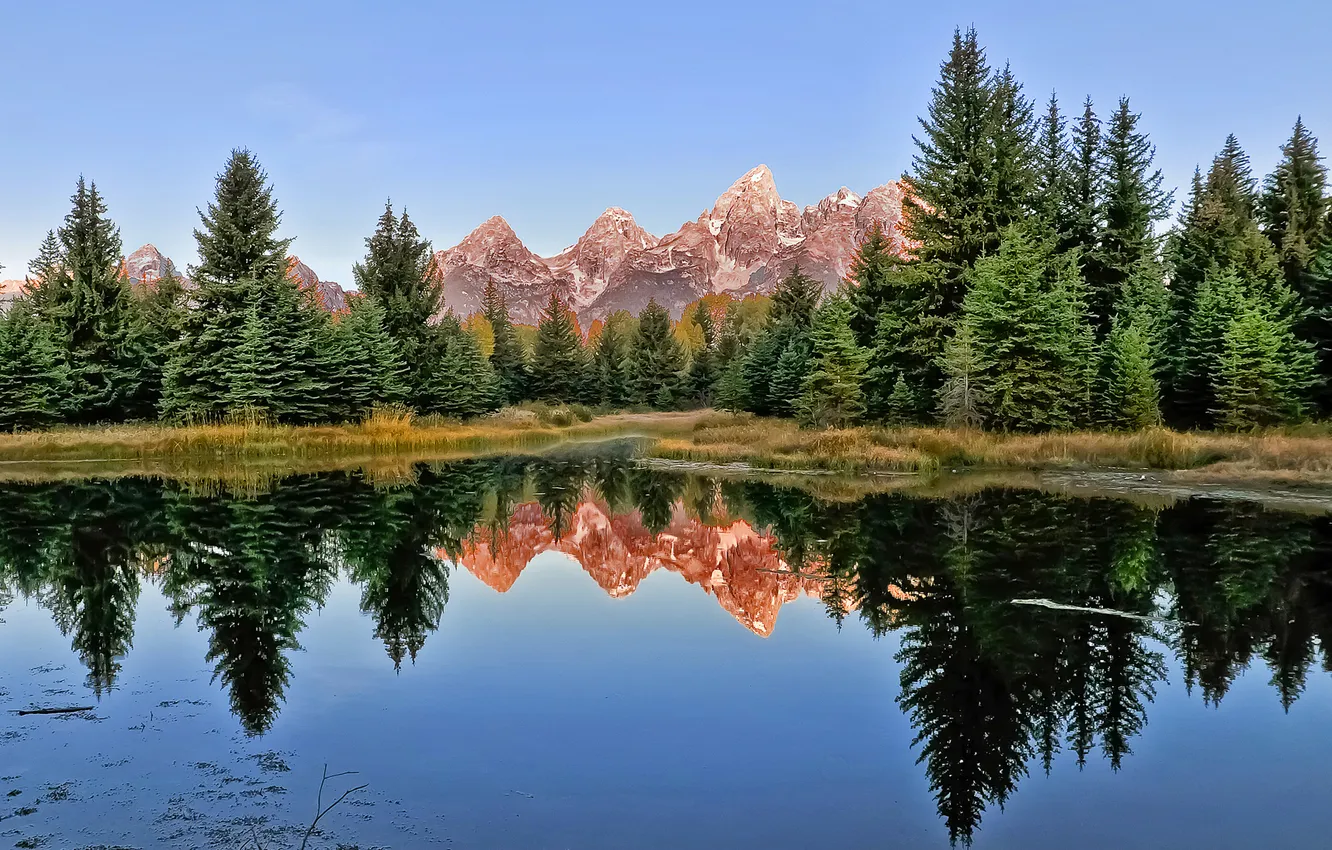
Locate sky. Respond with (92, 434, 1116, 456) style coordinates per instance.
(3, 0, 1331, 285)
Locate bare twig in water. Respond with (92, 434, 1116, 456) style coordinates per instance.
(14, 706, 94, 716)
(298, 764, 367, 850)
(756, 568, 835, 581)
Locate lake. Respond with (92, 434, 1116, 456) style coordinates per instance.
(1, 450, 1330, 848)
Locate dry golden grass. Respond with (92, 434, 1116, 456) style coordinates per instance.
(658, 413, 1332, 482)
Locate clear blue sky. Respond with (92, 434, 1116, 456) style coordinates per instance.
(3, 0, 1330, 284)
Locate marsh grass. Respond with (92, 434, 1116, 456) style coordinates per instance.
(661, 413, 1332, 481)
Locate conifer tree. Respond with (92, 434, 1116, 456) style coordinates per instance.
(743, 266, 821, 416)
(420, 318, 501, 418)
(530, 293, 586, 402)
(936, 324, 988, 430)
(352, 202, 444, 408)
(0, 302, 70, 431)
(54, 178, 141, 423)
(1088, 98, 1171, 335)
(1098, 322, 1162, 430)
(163, 149, 315, 422)
(1033, 93, 1070, 234)
(324, 299, 409, 421)
(224, 305, 286, 419)
(769, 335, 812, 419)
(1259, 118, 1328, 290)
(797, 294, 868, 427)
(684, 301, 718, 406)
(882, 375, 918, 425)
(846, 223, 898, 344)
(24, 230, 69, 322)
(960, 226, 1096, 431)
(1213, 306, 1314, 428)
(1064, 97, 1102, 259)
(629, 299, 685, 409)
(1174, 270, 1247, 426)
(988, 63, 1037, 232)
(482, 280, 529, 404)
(715, 357, 748, 411)
(589, 319, 630, 407)
(127, 271, 187, 419)
(1299, 241, 1332, 412)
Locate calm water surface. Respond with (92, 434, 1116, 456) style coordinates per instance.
(1, 453, 1330, 848)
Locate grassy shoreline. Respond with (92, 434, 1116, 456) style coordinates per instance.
(0, 409, 1329, 487)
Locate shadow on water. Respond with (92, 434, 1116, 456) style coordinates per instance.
(1, 451, 1331, 846)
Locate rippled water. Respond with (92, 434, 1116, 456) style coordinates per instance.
(1, 453, 1330, 848)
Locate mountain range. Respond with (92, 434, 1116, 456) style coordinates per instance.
(435, 165, 909, 323)
(1, 165, 906, 322)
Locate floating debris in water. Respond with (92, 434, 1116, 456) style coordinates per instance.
(1010, 597, 1190, 625)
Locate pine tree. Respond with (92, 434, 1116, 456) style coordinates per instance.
(797, 294, 868, 427)
(988, 63, 1037, 232)
(936, 324, 988, 429)
(769, 337, 812, 418)
(1259, 118, 1328, 290)
(352, 201, 444, 409)
(1300, 241, 1332, 412)
(54, 178, 141, 423)
(482, 280, 530, 404)
(960, 226, 1096, 431)
(1213, 306, 1314, 429)
(224, 305, 286, 419)
(744, 266, 822, 416)
(684, 301, 718, 406)
(1174, 270, 1247, 426)
(127, 270, 187, 419)
(0, 302, 70, 431)
(530, 293, 586, 402)
(1088, 98, 1171, 335)
(715, 357, 748, 411)
(163, 149, 305, 422)
(882, 375, 918, 425)
(1098, 322, 1162, 430)
(629, 299, 685, 409)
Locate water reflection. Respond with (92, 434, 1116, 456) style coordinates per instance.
(0, 458, 1330, 845)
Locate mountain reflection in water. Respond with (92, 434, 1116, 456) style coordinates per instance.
(1, 455, 1330, 846)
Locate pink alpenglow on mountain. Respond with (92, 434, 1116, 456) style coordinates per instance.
(433, 165, 909, 323)
(285, 256, 349, 313)
(123, 244, 182, 288)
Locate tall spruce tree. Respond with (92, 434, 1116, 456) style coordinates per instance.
(1033, 93, 1071, 235)
(352, 202, 445, 410)
(54, 178, 141, 423)
(482, 280, 529, 404)
(0, 301, 70, 431)
(960, 226, 1096, 431)
(1259, 118, 1328, 291)
(846, 223, 898, 344)
(589, 320, 630, 407)
(629, 299, 685, 409)
(1063, 97, 1102, 259)
(1300, 241, 1332, 412)
(684, 301, 718, 407)
(323, 298, 409, 421)
(744, 267, 821, 416)
(1098, 322, 1162, 430)
(24, 230, 69, 323)
(127, 270, 187, 419)
(1088, 98, 1171, 335)
(530, 293, 586, 402)
(420, 317, 501, 418)
(163, 149, 322, 423)
(1213, 305, 1314, 429)
(797, 294, 869, 428)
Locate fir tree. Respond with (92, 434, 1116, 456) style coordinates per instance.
(352, 202, 444, 409)
(988, 63, 1037, 232)
(961, 226, 1096, 431)
(1064, 97, 1102, 259)
(0, 302, 70, 431)
(1213, 306, 1314, 429)
(324, 299, 409, 421)
(1088, 98, 1171, 335)
(1259, 118, 1328, 290)
(769, 337, 812, 418)
(1300, 241, 1332, 412)
(1033, 93, 1070, 234)
(530, 293, 586, 402)
(24, 229, 69, 322)
(846, 223, 899, 344)
(882, 375, 918, 426)
(1174, 270, 1248, 426)
(54, 178, 141, 423)
(936, 324, 988, 430)
(797, 294, 868, 427)
(629, 299, 685, 409)
(684, 301, 718, 406)
(589, 319, 630, 407)
(224, 305, 286, 419)
(482, 280, 530, 404)
(715, 357, 748, 411)
(127, 271, 187, 419)
(420, 318, 502, 418)
(744, 266, 821, 416)
(1098, 322, 1162, 430)
(163, 149, 308, 422)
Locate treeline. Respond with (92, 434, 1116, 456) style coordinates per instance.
(4, 27, 1330, 432)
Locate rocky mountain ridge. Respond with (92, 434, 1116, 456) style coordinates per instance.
(434, 165, 909, 324)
